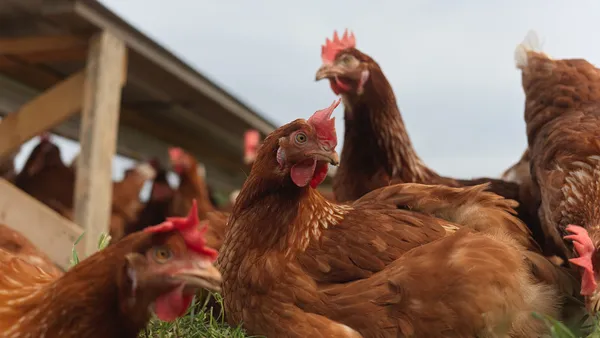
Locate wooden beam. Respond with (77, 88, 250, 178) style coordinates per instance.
(0, 35, 88, 55)
(73, 31, 127, 258)
(0, 55, 63, 89)
(0, 178, 83, 270)
(18, 47, 88, 64)
(0, 71, 85, 160)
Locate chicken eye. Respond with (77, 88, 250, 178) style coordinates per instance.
(340, 54, 353, 65)
(295, 132, 307, 144)
(152, 247, 173, 263)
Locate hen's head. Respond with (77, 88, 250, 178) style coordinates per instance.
(168, 147, 197, 176)
(564, 225, 600, 313)
(315, 29, 377, 97)
(123, 161, 157, 184)
(23, 133, 62, 177)
(257, 99, 340, 189)
(117, 200, 220, 322)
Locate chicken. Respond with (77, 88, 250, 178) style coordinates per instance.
(218, 100, 573, 337)
(15, 135, 75, 215)
(0, 201, 221, 337)
(127, 158, 174, 235)
(16, 137, 155, 241)
(168, 147, 228, 250)
(515, 31, 600, 311)
(168, 147, 216, 220)
(109, 162, 157, 242)
(0, 224, 62, 276)
(498, 148, 560, 260)
(13, 133, 52, 186)
(314, 30, 547, 251)
(312, 228, 564, 338)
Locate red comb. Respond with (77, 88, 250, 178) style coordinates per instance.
(144, 200, 218, 261)
(168, 147, 184, 161)
(244, 130, 260, 164)
(321, 29, 356, 64)
(307, 99, 340, 149)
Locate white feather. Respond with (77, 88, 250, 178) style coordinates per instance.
(514, 30, 547, 69)
(196, 162, 206, 178)
(229, 190, 240, 204)
(134, 162, 157, 180)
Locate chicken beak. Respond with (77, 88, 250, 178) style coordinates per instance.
(315, 64, 341, 81)
(311, 150, 340, 166)
(173, 261, 222, 293)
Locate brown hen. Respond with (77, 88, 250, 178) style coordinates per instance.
(218, 100, 573, 337)
(168, 147, 228, 250)
(109, 162, 157, 242)
(515, 30, 600, 311)
(0, 202, 221, 338)
(314, 30, 546, 252)
(169, 147, 215, 220)
(127, 158, 174, 235)
(0, 224, 62, 276)
(15, 135, 75, 215)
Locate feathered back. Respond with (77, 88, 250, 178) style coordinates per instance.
(356, 182, 541, 252)
(0, 248, 62, 333)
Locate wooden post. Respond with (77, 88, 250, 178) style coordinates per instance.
(73, 30, 127, 258)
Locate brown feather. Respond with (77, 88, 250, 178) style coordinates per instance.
(218, 116, 566, 337)
(325, 47, 547, 254)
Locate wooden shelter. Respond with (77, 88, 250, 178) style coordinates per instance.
(0, 0, 278, 269)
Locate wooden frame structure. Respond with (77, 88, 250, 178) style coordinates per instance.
(0, 0, 280, 269)
(0, 30, 127, 266)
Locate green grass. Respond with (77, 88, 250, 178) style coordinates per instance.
(140, 293, 256, 338)
(69, 232, 600, 338)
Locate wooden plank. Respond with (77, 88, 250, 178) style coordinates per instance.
(0, 34, 87, 55)
(0, 178, 83, 270)
(0, 70, 84, 160)
(73, 31, 126, 258)
(0, 55, 63, 88)
(17, 47, 88, 64)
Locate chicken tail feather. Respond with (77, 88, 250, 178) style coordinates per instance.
(514, 30, 548, 69)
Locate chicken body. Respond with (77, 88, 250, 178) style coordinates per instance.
(218, 103, 569, 337)
(516, 31, 600, 309)
(314, 30, 546, 252)
(15, 138, 75, 215)
(313, 229, 557, 338)
(0, 205, 221, 338)
(127, 160, 174, 235)
(168, 147, 228, 250)
(0, 224, 62, 276)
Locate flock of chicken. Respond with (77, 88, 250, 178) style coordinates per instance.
(0, 28, 599, 337)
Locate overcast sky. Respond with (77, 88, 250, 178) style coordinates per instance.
(14, 0, 600, 189)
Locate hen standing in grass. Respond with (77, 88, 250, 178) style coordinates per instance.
(515, 30, 600, 312)
(314, 30, 547, 253)
(0, 201, 221, 338)
(217, 100, 573, 337)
